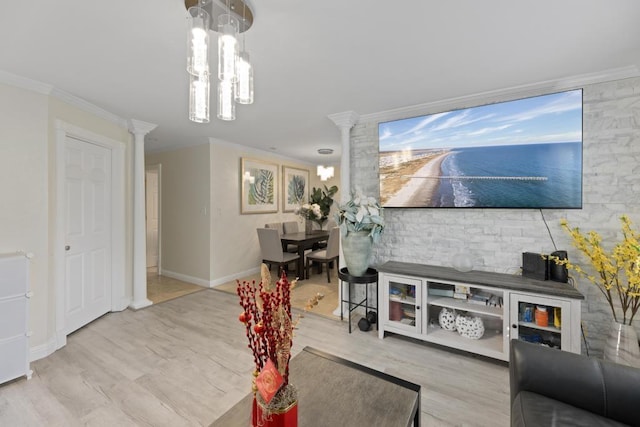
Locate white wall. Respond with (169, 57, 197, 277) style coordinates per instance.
(0, 84, 49, 350)
(208, 141, 323, 284)
(0, 82, 132, 357)
(146, 144, 211, 284)
(351, 77, 640, 356)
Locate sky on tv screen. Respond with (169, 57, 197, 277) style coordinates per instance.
(379, 89, 582, 152)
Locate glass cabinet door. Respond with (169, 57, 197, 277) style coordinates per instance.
(383, 275, 422, 334)
(509, 293, 571, 351)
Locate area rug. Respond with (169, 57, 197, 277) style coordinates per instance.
(214, 267, 340, 320)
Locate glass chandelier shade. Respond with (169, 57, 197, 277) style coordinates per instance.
(235, 50, 254, 104)
(189, 72, 210, 123)
(187, 7, 210, 76)
(217, 14, 239, 82)
(217, 79, 235, 121)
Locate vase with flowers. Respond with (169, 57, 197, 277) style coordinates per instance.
(334, 193, 385, 276)
(294, 185, 338, 232)
(309, 185, 338, 229)
(237, 264, 323, 426)
(551, 215, 640, 366)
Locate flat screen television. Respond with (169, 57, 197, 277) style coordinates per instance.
(378, 89, 583, 209)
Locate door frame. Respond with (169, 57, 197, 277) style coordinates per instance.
(54, 120, 126, 350)
(145, 163, 162, 273)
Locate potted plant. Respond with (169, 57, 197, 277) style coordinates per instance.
(294, 185, 338, 231)
(309, 185, 338, 229)
(551, 215, 640, 366)
(334, 193, 385, 276)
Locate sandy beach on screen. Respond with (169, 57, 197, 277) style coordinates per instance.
(383, 151, 451, 207)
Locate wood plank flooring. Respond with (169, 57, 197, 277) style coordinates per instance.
(0, 289, 510, 426)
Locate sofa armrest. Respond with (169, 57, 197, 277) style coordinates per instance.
(510, 339, 640, 425)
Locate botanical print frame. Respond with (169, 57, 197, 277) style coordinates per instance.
(241, 158, 279, 214)
(282, 166, 309, 212)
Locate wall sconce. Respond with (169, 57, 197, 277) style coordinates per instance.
(243, 171, 255, 184)
(317, 165, 334, 181)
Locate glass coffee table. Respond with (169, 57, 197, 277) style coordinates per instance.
(211, 346, 421, 426)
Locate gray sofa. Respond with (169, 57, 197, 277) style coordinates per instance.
(510, 339, 640, 427)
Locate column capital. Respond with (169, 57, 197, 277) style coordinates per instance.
(128, 119, 158, 136)
(328, 111, 359, 131)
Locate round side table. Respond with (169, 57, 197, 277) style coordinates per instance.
(338, 267, 379, 333)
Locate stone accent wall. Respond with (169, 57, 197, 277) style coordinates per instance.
(350, 77, 640, 356)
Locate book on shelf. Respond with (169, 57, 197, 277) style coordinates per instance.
(428, 288, 454, 297)
(455, 285, 469, 294)
(453, 292, 468, 300)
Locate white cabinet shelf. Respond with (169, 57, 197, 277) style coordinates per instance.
(0, 253, 32, 384)
(428, 296, 503, 318)
(378, 261, 584, 362)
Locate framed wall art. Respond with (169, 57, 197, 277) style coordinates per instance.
(241, 158, 279, 214)
(282, 166, 309, 212)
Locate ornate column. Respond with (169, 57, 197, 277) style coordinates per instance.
(328, 111, 359, 317)
(128, 119, 157, 310)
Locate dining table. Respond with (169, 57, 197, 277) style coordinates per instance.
(280, 230, 329, 279)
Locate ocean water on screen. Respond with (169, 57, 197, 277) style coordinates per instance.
(436, 142, 582, 208)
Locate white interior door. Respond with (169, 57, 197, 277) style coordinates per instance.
(64, 136, 112, 334)
(145, 168, 159, 268)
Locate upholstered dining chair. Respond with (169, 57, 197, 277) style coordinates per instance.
(257, 228, 300, 274)
(267, 222, 297, 253)
(305, 227, 340, 282)
(265, 222, 284, 235)
(283, 221, 299, 234)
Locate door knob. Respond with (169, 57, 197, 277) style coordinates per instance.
(65, 245, 70, 251)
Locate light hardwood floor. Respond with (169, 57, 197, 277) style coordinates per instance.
(0, 289, 510, 426)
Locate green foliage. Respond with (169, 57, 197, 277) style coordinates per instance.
(309, 185, 338, 220)
(335, 193, 385, 243)
(287, 175, 306, 204)
(249, 169, 274, 205)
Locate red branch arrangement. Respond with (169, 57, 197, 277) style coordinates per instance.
(237, 265, 295, 385)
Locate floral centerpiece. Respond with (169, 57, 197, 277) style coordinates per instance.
(334, 193, 385, 276)
(236, 264, 323, 426)
(294, 185, 338, 230)
(553, 216, 640, 325)
(309, 185, 338, 229)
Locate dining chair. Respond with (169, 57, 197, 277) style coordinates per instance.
(267, 222, 297, 253)
(305, 227, 340, 282)
(283, 221, 299, 234)
(265, 222, 284, 235)
(257, 228, 300, 274)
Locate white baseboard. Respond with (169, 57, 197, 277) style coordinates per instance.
(161, 269, 212, 288)
(30, 335, 58, 362)
(211, 266, 261, 287)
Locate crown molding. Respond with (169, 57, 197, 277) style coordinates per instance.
(208, 137, 316, 167)
(328, 111, 360, 130)
(0, 69, 128, 128)
(359, 65, 640, 124)
(51, 87, 128, 128)
(0, 70, 53, 94)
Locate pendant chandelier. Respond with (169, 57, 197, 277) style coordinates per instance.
(185, 0, 254, 123)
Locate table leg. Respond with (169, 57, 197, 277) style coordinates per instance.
(297, 247, 305, 279)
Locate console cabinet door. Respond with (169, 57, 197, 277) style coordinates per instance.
(381, 275, 422, 336)
(509, 293, 574, 353)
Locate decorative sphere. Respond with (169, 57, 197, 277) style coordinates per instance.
(455, 314, 485, 339)
(438, 307, 457, 331)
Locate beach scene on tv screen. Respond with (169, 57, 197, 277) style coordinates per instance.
(378, 89, 583, 209)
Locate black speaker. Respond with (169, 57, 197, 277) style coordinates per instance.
(549, 250, 569, 283)
(522, 252, 548, 280)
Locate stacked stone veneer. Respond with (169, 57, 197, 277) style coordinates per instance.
(350, 77, 640, 356)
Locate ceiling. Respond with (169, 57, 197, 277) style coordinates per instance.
(1, 1, 640, 164)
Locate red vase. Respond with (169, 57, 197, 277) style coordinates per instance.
(253, 396, 298, 427)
